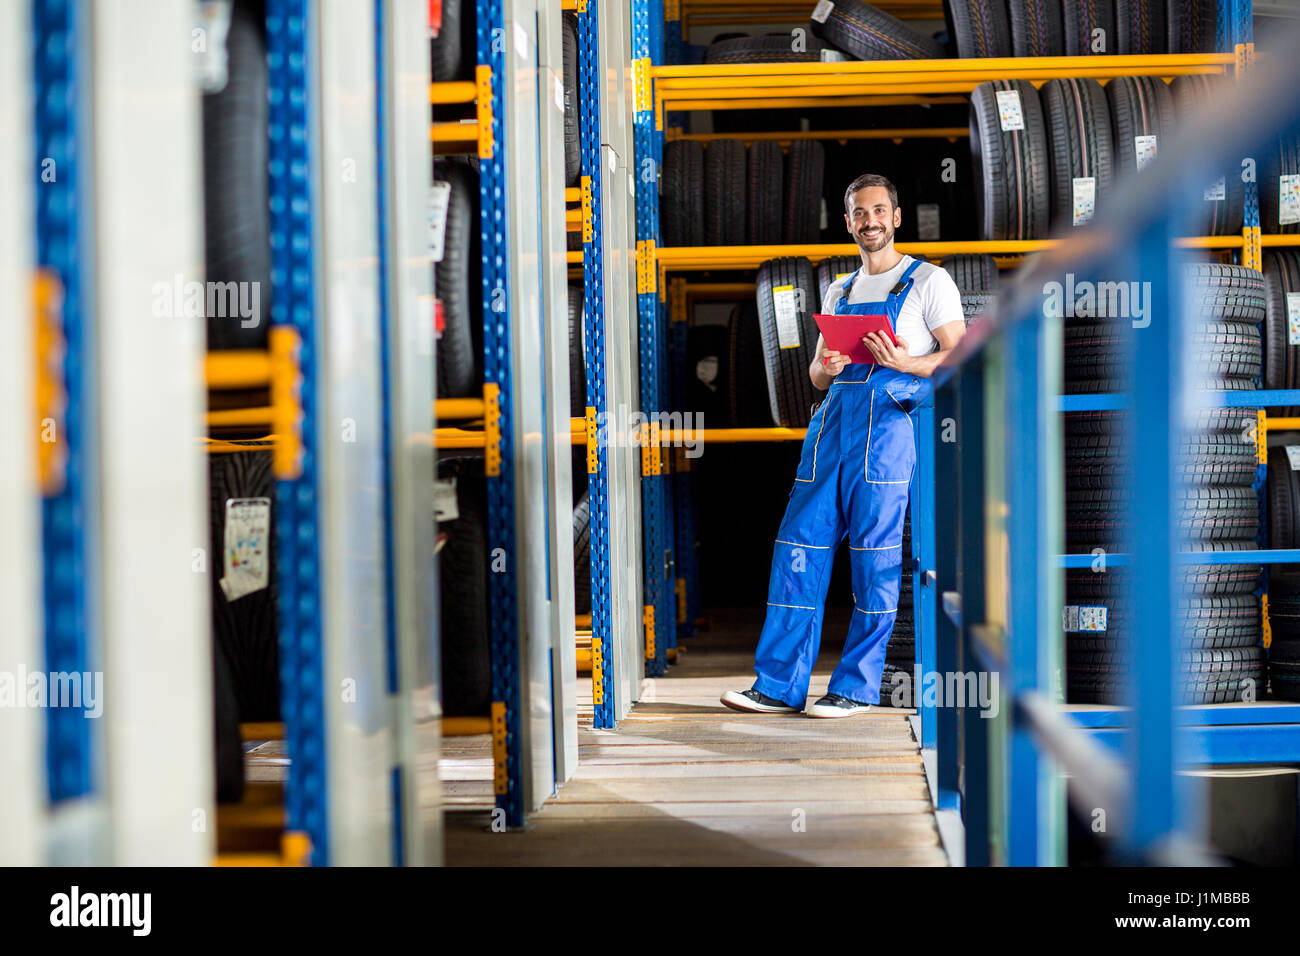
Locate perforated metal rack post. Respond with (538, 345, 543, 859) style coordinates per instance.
(634, 0, 671, 677)
(33, 0, 92, 806)
(476, 0, 526, 822)
(266, 0, 329, 864)
(579, 0, 616, 728)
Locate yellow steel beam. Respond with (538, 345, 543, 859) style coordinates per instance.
(435, 397, 486, 420)
(667, 95, 967, 111)
(651, 53, 1234, 78)
(1264, 417, 1300, 431)
(443, 716, 492, 736)
(207, 406, 273, 428)
(429, 81, 477, 104)
(202, 436, 280, 454)
(670, 127, 968, 143)
(565, 186, 581, 203)
(1262, 235, 1300, 246)
(656, 69, 1224, 93)
(568, 250, 583, 264)
(240, 722, 285, 741)
(431, 120, 479, 143)
(655, 238, 1244, 270)
(205, 349, 271, 389)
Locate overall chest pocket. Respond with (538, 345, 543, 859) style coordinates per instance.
(864, 388, 917, 485)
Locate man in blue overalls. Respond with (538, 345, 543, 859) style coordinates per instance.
(722, 174, 967, 717)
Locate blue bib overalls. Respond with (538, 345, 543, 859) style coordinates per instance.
(751, 257, 928, 707)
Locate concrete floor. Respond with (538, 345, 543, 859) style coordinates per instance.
(443, 609, 947, 866)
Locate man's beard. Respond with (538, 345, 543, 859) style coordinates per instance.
(856, 223, 893, 253)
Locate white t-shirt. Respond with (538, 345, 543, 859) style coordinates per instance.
(820, 255, 964, 357)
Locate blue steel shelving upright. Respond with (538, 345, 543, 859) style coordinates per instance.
(633, 0, 673, 678)
(33, 0, 94, 807)
(266, 0, 329, 864)
(475, 0, 526, 822)
(578, 0, 616, 729)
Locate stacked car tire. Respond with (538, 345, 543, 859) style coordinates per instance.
(1062, 264, 1267, 704)
(880, 514, 916, 707)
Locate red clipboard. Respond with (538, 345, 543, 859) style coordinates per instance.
(813, 313, 897, 364)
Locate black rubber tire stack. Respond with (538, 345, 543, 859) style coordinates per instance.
(1041, 78, 1113, 233)
(434, 158, 483, 398)
(208, 447, 279, 802)
(783, 140, 826, 245)
(1262, 251, 1300, 417)
(880, 514, 916, 708)
(573, 490, 592, 616)
(662, 140, 704, 247)
(1116, 0, 1166, 54)
(686, 323, 731, 426)
(1009, 0, 1065, 56)
(1105, 75, 1174, 181)
(202, 0, 271, 351)
(942, 254, 999, 294)
(1062, 265, 1266, 704)
(1062, 0, 1116, 55)
(969, 80, 1050, 241)
(704, 34, 831, 63)
(431, 0, 475, 83)
(1167, 0, 1217, 53)
(810, 0, 947, 60)
(562, 12, 581, 188)
(704, 139, 747, 246)
(1266, 597, 1300, 698)
(944, 0, 1013, 58)
(437, 457, 492, 716)
(747, 141, 785, 245)
(755, 257, 822, 427)
(1259, 131, 1300, 236)
(816, 255, 862, 305)
(1170, 75, 1245, 237)
(729, 301, 774, 427)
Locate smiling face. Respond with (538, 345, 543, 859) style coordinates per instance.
(844, 185, 902, 254)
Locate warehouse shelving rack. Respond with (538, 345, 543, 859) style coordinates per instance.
(920, 2, 1300, 865)
(633, 0, 1300, 863)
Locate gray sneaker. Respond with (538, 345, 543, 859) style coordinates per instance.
(806, 692, 874, 718)
(720, 688, 801, 714)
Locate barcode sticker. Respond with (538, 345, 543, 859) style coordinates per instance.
(996, 90, 1025, 131)
(1288, 292, 1300, 346)
(1204, 176, 1226, 201)
(819, 197, 829, 230)
(1072, 177, 1096, 226)
(1134, 135, 1157, 171)
(1280, 174, 1300, 226)
(917, 203, 941, 240)
(434, 478, 459, 522)
(220, 498, 271, 602)
(1063, 605, 1108, 633)
(811, 0, 835, 23)
(1287, 445, 1300, 471)
(430, 180, 451, 262)
(773, 284, 801, 349)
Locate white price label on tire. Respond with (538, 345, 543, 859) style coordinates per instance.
(434, 478, 459, 522)
(1287, 445, 1300, 471)
(996, 90, 1024, 131)
(430, 180, 451, 263)
(1063, 604, 1108, 633)
(917, 203, 941, 240)
(1072, 176, 1096, 226)
(773, 284, 801, 349)
(553, 74, 564, 113)
(811, 0, 835, 23)
(819, 49, 846, 62)
(220, 497, 271, 602)
(514, 20, 528, 60)
(1134, 135, 1157, 170)
(1204, 176, 1226, 201)
(1288, 292, 1300, 345)
(1280, 174, 1300, 226)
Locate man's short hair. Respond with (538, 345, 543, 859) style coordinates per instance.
(843, 173, 899, 215)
